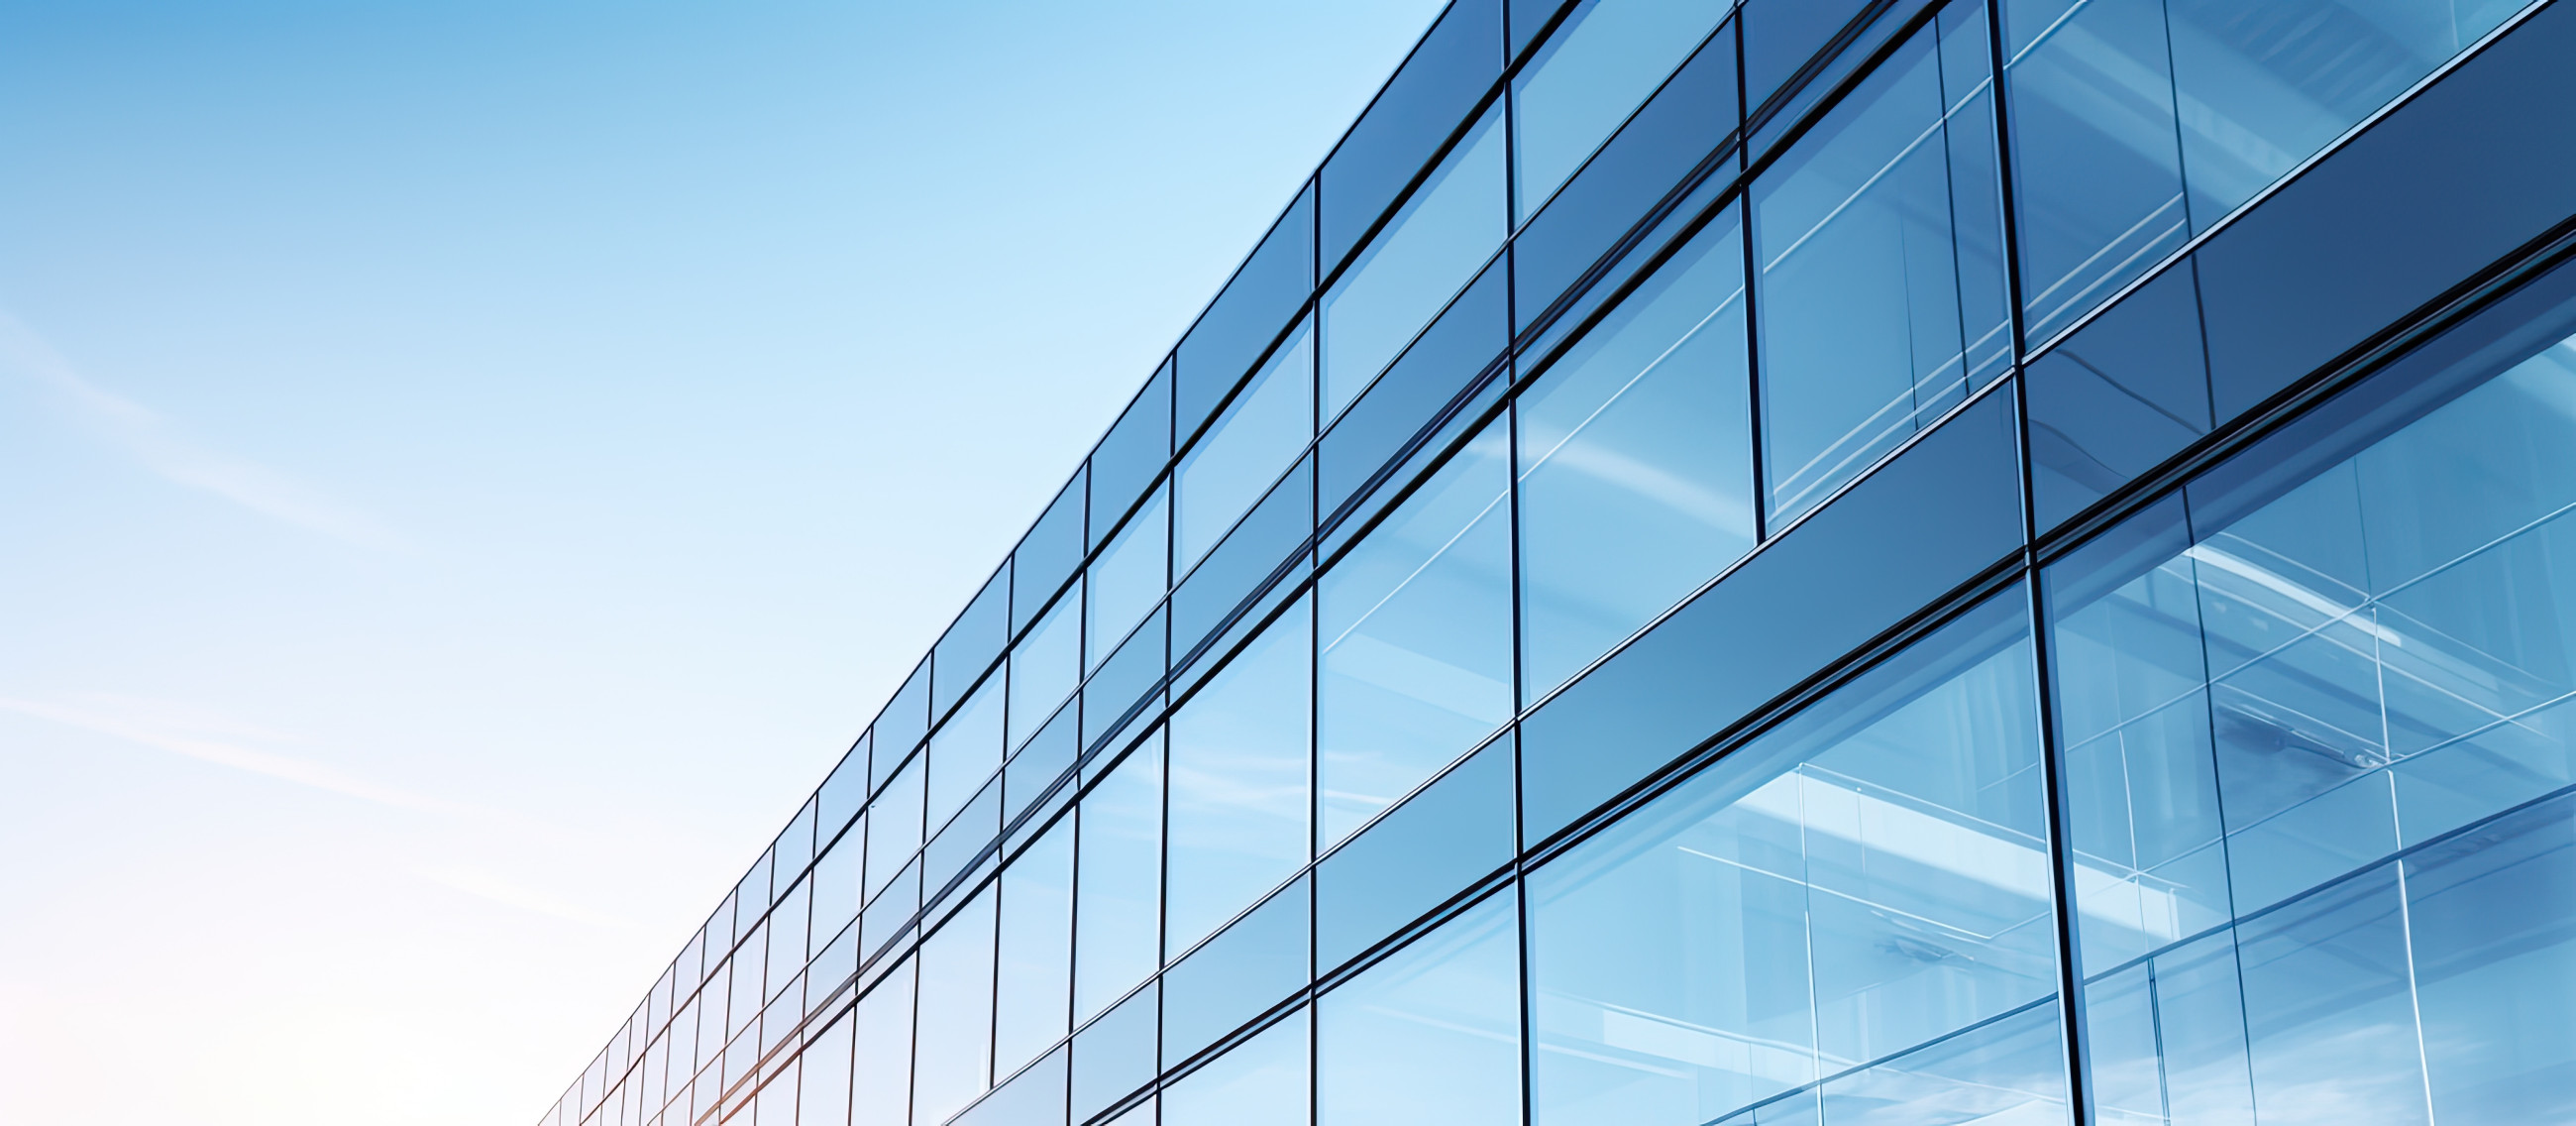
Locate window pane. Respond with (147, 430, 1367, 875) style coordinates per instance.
(805, 1016, 855, 1126)
(1754, 7, 2009, 524)
(1167, 602, 1315, 953)
(1318, 889, 1521, 1126)
(931, 675, 1007, 832)
(1162, 1009, 1309, 1126)
(1075, 736, 1164, 1023)
(1162, 880, 1312, 1066)
(1072, 980, 1160, 1124)
(1011, 585, 1082, 753)
(868, 753, 926, 903)
(1180, 320, 1314, 572)
(913, 888, 999, 1126)
(996, 816, 1076, 1077)
(1316, 734, 1514, 971)
(1513, 0, 1729, 222)
(1319, 420, 1515, 846)
(2408, 792, 2576, 1123)
(853, 961, 916, 1126)
(1090, 488, 1171, 672)
(1323, 106, 1508, 420)
(1517, 207, 1754, 698)
(1529, 594, 2055, 1126)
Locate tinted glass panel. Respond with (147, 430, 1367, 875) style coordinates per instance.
(1741, 0, 1874, 117)
(913, 887, 998, 1126)
(930, 675, 1007, 831)
(1071, 981, 1159, 1124)
(1321, 1, 1504, 268)
(1162, 879, 1313, 1065)
(1178, 319, 1313, 572)
(1513, 0, 1729, 223)
(1323, 105, 1508, 421)
(1093, 362, 1174, 550)
(937, 566, 1012, 720)
(1319, 418, 1515, 845)
(1180, 184, 1316, 441)
(1011, 585, 1082, 753)
(1016, 469, 1087, 635)
(1512, 27, 1737, 334)
(1522, 388, 2024, 842)
(1166, 602, 1314, 953)
(868, 753, 926, 903)
(1172, 457, 1313, 661)
(1530, 594, 2055, 1126)
(1160, 1009, 1309, 1126)
(1320, 260, 1506, 521)
(2024, 260, 2213, 529)
(1518, 207, 1755, 698)
(852, 961, 916, 1126)
(1089, 487, 1170, 673)
(1075, 737, 1164, 1022)
(1317, 889, 1520, 1126)
(1754, 6, 2010, 524)
(1316, 734, 1514, 971)
(878, 660, 933, 789)
(1083, 607, 1167, 751)
(995, 817, 1075, 1077)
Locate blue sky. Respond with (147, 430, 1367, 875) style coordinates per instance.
(0, 2, 1445, 1122)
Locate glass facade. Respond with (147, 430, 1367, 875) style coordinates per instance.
(539, 2, 2576, 1125)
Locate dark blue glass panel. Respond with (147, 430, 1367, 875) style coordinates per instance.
(1006, 701, 1079, 829)
(2200, 0, 2576, 420)
(1322, 259, 1505, 519)
(1071, 980, 1159, 1124)
(1521, 388, 2023, 842)
(959, 1044, 1068, 1126)
(1092, 362, 1175, 550)
(1509, 0, 1573, 62)
(1015, 469, 1087, 635)
(1321, 1, 1504, 272)
(1511, 0, 1731, 225)
(1741, 0, 1873, 116)
(1513, 27, 1735, 336)
(1181, 185, 1317, 443)
(1173, 455, 1314, 659)
(1084, 607, 1167, 752)
(874, 658, 931, 790)
(1315, 733, 1514, 972)
(2025, 260, 2213, 530)
(1753, 4, 2008, 525)
(1162, 878, 1313, 1066)
(924, 775, 1000, 900)
(819, 732, 871, 843)
(936, 563, 1013, 720)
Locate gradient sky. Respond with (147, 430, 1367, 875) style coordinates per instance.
(0, 2, 1446, 1122)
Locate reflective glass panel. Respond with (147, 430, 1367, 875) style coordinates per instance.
(1513, 0, 1729, 222)
(1754, 6, 2009, 523)
(1075, 736, 1164, 1023)
(852, 960, 916, 1126)
(1166, 602, 1315, 953)
(1317, 889, 1521, 1126)
(868, 753, 926, 903)
(1161, 1009, 1309, 1126)
(1323, 106, 1508, 420)
(913, 888, 998, 1126)
(1319, 419, 1515, 845)
(1517, 207, 1755, 697)
(1090, 488, 1170, 672)
(995, 816, 1076, 1077)
(1530, 595, 2056, 1126)
(1179, 320, 1314, 572)
(930, 675, 1007, 832)
(1011, 585, 1082, 752)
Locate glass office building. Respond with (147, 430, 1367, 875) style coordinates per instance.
(541, 1, 2576, 1124)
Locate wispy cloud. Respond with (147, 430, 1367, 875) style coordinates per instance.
(0, 310, 402, 549)
(0, 693, 454, 813)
